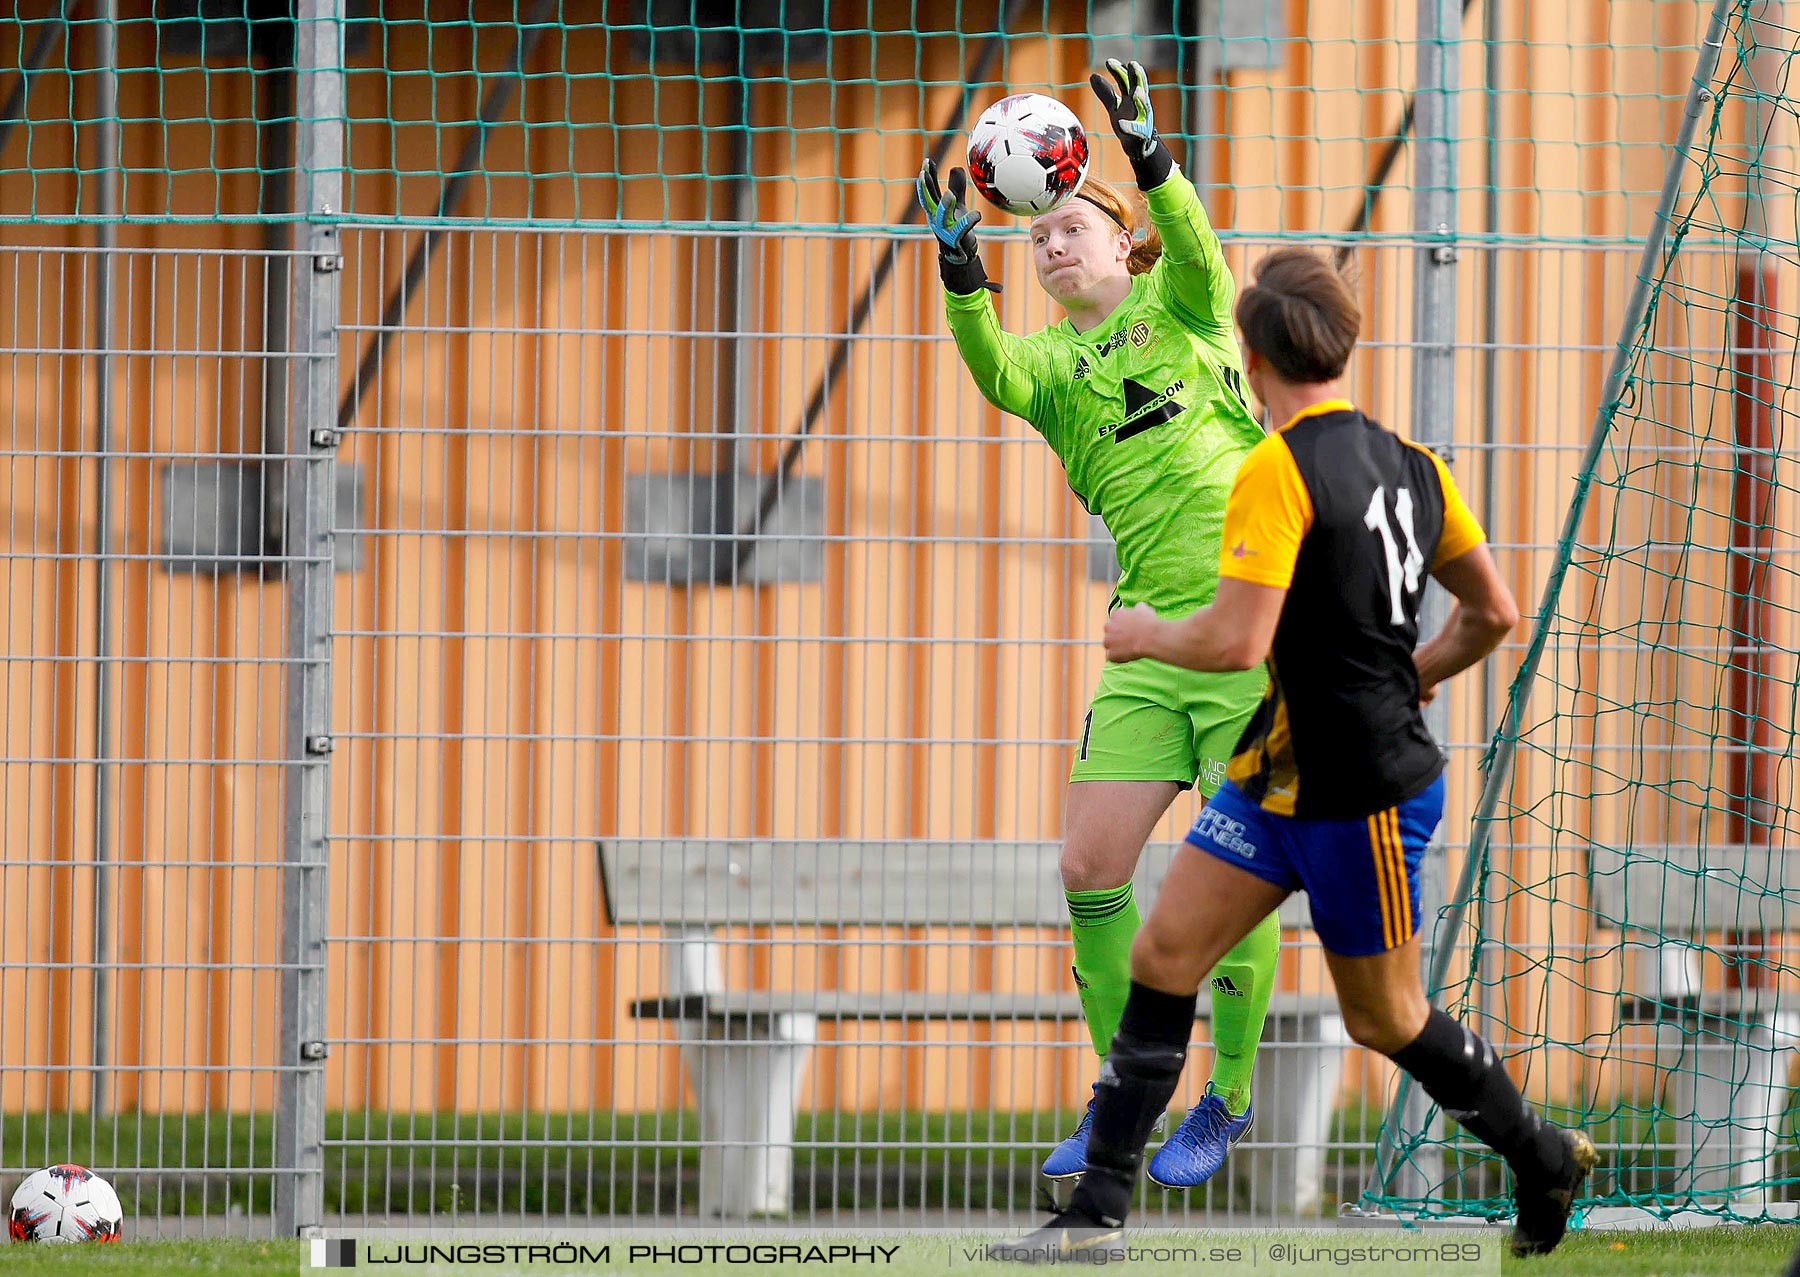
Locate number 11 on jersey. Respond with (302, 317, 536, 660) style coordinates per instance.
(1365, 486, 1424, 624)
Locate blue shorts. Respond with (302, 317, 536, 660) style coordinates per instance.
(1185, 775, 1445, 957)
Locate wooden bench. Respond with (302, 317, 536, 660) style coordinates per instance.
(599, 838, 1349, 1218)
(1592, 842, 1800, 1205)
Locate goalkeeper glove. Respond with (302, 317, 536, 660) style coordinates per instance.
(1090, 58, 1174, 192)
(917, 158, 999, 295)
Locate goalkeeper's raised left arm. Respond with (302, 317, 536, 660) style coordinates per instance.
(1091, 59, 1234, 333)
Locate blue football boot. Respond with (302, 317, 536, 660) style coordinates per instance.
(1038, 1085, 1099, 1185)
(1147, 1083, 1252, 1189)
(1039, 1082, 1169, 1208)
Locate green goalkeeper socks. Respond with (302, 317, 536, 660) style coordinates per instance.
(1066, 883, 1140, 1057)
(1204, 907, 1281, 1114)
(1067, 885, 1280, 1110)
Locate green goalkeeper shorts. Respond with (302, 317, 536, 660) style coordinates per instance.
(1070, 658, 1268, 798)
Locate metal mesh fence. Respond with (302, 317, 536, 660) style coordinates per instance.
(0, 227, 1650, 1230)
(0, 3, 1719, 232)
(4, 0, 1788, 1240)
(0, 242, 321, 1232)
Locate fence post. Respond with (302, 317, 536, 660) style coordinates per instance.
(1372, 0, 1461, 1207)
(89, 0, 120, 1121)
(275, 0, 344, 1239)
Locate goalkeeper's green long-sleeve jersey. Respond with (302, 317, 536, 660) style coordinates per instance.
(943, 167, 1264, 618)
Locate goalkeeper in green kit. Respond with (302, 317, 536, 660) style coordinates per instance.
(917, 60, 1278, 1194)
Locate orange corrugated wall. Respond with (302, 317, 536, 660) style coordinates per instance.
(0, 1, 1719, 1116)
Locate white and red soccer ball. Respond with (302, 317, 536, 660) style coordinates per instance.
(967, 92, 1091, 217)
(8, 1165, 123, 1243)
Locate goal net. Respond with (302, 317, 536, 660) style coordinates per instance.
(1371, 0, 1800, 1222)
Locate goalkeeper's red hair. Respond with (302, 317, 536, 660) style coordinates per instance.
(1073, 176, 1163, 275)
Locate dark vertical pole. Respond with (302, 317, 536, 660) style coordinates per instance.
(0, 2, 69, 160)
(1724, 1, 1781, 988)
(261, 63, 294, 547)
(1727, 265, 1775, 848)
(262, 68, 294, 437)
(709, 30, 754, 579)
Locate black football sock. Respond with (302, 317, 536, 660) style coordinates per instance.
(1388, 1008, 1565, 1179)
(1067, 981, 1195, 1223)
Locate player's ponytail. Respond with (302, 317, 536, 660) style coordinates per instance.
(1128, 225, 1164, 276)
(1076, 176, 1163, 275)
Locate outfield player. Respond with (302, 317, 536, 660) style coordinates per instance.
(994, 247, 1594, 1261)
(916, 60, 1279, 1193)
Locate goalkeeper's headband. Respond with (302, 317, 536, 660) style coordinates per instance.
(1075, 192, 1130, 233)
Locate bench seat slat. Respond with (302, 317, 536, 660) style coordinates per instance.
(1589, 843, 1800, 933)
(601, 839, 1315, 931)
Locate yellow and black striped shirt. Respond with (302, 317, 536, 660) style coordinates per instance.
(1217, 401, 1485, 818)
